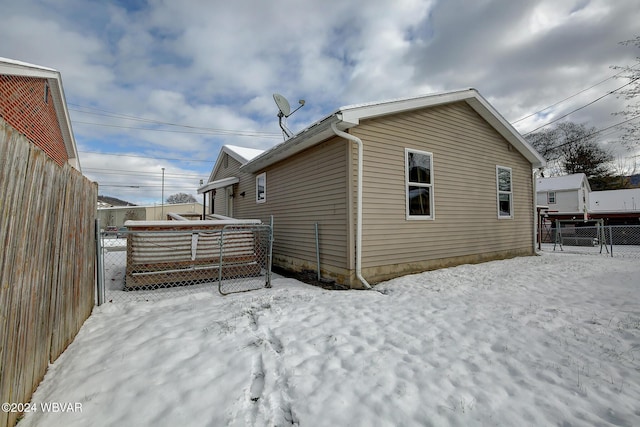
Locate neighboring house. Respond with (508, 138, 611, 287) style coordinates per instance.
(98, 202, 205, 227)
(0, 57, 80, 170)
(536, 173, 591, 219)
(198, 89, 546, 288)
(537, 174, 640, 224)
(589, 188, 640, 225)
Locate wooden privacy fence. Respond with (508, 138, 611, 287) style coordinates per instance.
(0, 120, 97, 427)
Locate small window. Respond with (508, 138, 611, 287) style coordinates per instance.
(548, 191, 556, 204)
(405, 148, 434, 219)
(497, 166, 512, 219)
(256, 172, 266, 203)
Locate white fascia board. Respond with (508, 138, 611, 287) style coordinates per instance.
(463, 96, 545, 169)
(197, 176, 239, 194)
(50, 75, 80, 171)
(338, 88, 478, 124)
(340, 88, 545, 169)
(206, 146, 234, 183)
(242, 88, 546, 173)
(242, 115, 345, 173)
(0, 57, 58, 78)
(206, 145, 258, 183)
(0, 58, 80, 171)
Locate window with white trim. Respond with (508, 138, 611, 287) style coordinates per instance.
(406, 148, 434, 219)
(496, 166, 512, 218)
(547, 191, 556, 204)
(256, 172, 266, 203)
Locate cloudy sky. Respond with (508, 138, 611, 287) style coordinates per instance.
(2, 0, 639, 205)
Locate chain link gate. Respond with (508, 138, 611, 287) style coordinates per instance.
(97, 222, 273, 304)
(218, 224, 273, 295)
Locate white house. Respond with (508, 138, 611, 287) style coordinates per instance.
(537, 173, 640, 225)
(536, 173, 591, 217)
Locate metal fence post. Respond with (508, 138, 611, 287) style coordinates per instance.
(266, 216, 274, 288)
(95, 219, 105, 306)
(609, 225, 614, 257)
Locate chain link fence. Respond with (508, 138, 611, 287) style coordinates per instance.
(541, 224, 640, 258)
(97, 223, 272, 304)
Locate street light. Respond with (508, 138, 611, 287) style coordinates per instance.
(161, 167, 165, 219)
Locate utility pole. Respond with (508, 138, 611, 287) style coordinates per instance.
(161, 167, 165, 220)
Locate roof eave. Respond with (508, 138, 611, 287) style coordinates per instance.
(50, 75, 81, 171)
(207, 145, 262, 182)
(242, 115, 347, 173)
(338, 88, 478, 124)
(341, 88, 545, 169)
(0, 59, 81, 171)
(197, 176, 240, 194)
(242, 88, 546, 173)
(464, 96, 546, 169)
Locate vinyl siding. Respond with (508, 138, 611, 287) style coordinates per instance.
(210, 153, 242, 217)
(537, 189, 580, 213)
(351, 102, 535, 280)
(225, 139, 352, 277)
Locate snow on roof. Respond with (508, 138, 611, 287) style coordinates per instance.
(0, 57, 80, 171)
(244, 89, 545, 173)
(536, 174, 588, 192)
(589, 188, 640, 212)
(0, 56, 57, 72)
(224, 145, 264, 164)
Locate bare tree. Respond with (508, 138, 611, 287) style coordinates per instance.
(166, 192, 197, 204)
(526, 122, 613, 185)
(611, 36, 640, 148)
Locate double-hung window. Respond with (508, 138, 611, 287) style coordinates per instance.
(496, 166, 512, 219)
(406, 148, 434, 219)
(547, 191, 556, 204)
(256, 172, 266, 203)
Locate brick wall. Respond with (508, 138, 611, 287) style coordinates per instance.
(0, 75, 68, 166)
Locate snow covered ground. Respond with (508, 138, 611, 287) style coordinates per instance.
(20, 252, 640, 426)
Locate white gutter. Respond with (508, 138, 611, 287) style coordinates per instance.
(330, 122, 371, 289)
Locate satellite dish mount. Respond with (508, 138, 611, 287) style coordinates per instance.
(273, 93, 305, 139)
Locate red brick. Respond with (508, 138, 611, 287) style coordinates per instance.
(0, 75, 68, 166)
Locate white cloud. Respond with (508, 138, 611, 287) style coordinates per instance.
(2, 0, 639, 202)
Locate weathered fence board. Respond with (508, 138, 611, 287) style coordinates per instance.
(0, 120, 97, 427)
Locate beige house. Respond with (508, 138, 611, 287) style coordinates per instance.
(198, 89, 545, 288)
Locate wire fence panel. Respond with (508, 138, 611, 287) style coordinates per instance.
(542, 224, 640, 258)
(99, 224, 272, 303)
(218, 224, 273, 295)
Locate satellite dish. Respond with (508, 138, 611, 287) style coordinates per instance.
(273, 93, 291, 117)
(272, 93, 306, 140)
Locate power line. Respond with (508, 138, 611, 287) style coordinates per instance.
(68, 103, 282, 138)
(533, 113, 640, 152)
(73, 120, 282, 138)
(512, 62, 640, 124)
(84, 167, 206, 177)
(523, 77, 640, 135)
(79, 150, 215, 163)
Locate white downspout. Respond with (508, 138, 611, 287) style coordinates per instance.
(330, 122, 372, 289)
(533, 169, 539, 252)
